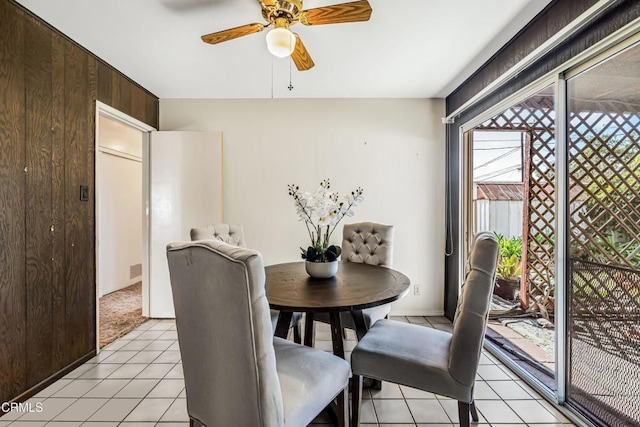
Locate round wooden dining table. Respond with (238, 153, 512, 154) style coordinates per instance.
(265, 261, 410, 358)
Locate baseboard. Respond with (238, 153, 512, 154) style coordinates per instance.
(128, 277, 142, 287)
(6, 350, 96, 406)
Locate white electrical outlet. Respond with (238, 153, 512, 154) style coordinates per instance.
(414, 284, 421, 295)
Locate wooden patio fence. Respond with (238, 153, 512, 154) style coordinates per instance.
(476, 90, 556, 314)
(475, 90, 640, 317)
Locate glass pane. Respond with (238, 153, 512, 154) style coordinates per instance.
(466, 85, 557, 391)
(566, 41, 640, 426)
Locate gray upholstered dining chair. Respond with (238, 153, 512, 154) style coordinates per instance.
(350, 231, 499, 427)
(341, 222, 394, 327)
(190, 223, 302, 343)
(167, 240, 350, 427)
(314, 222, 394, 331)
(190, 223, 246, 246)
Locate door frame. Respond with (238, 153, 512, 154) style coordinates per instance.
(94, 101, 156, 353)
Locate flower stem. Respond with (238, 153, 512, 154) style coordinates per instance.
(304, 221, 314, 246)
(327, 198, 357, 240)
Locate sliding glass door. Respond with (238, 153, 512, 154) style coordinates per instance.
(458, 34, 640, 426)
(565, 41, 640, 426)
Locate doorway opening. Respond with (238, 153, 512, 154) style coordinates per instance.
(464, 85, 558, 392)
(95, 104, 153, 348)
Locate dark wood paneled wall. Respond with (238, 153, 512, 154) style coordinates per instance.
(444, 0, 640, 319)
(97, 62, 159, 127)
(24, 14, 56, 385)
(0, 0, 159, 404)
(0, 0, 27, 402)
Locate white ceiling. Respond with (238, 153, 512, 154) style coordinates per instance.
(16, 0, 552, 99)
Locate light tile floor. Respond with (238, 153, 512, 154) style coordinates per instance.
(0, 316, 575, 427)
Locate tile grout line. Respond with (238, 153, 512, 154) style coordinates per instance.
(6, 318, 572, 427)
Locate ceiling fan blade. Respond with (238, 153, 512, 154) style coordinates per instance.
(300, 0, 372, 26)
(201, 23, 265, 45)
(291, 33, 315, 71)
(162, 0, 230, 12)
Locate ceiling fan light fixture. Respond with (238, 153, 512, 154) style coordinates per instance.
(201, 0, 373, 70)
(266, 27, 296, 58)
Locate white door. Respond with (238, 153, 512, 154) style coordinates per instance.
(146, 131, 223, 318)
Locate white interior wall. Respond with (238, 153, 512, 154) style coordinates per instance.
(98, 115, 143, 297)
(159, 99, 446, 315)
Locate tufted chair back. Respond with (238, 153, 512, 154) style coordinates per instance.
(191, 223, 303, 340)
(341, 222, 393, 267)
(448, 231, 499, 388)
(190, 223, 246, 247)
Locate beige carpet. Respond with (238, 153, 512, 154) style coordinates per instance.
(99, 282, 147, 348)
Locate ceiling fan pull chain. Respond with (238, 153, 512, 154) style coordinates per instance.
(288, 56, 294, 91)
(271, 54, 274, 99)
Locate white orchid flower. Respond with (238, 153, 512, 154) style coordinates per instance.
(288, 180, 364, 259)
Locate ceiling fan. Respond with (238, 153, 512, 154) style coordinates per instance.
(200, 0, 373, 71)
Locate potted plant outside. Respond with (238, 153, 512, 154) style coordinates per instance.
(494, 233, 523, 301)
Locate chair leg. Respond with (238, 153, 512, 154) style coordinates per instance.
(337, 385, 349, 427)
(457, 401, 470, 427)
(470, 400, 479, 422)
(304, 313, 315, 347)
(293, 323, 302, 344)
(351, 375, 363, 427)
